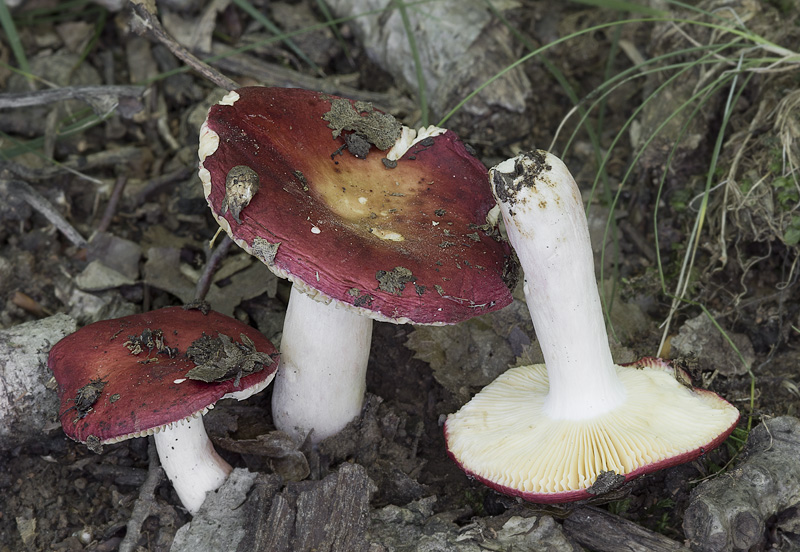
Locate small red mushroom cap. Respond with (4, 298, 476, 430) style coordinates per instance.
(49, 307, 279, 444)
(198, 87, 518, 324)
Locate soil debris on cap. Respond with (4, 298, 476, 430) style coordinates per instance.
(293, 170, 308, 191)
(123, 328, 178, 358)
(185, 332, 277, 387)
(322, 98, 401, 151)
(375, 266, 415, 296)
(61, 377, 107, 423)
(85, 435, 102, 454)
(345, 133, 371, 159)
(251, 237, 280, 265)
(347, 287, 375, 308)
(221, 165, 260, 224)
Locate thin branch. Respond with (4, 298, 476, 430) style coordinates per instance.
(9, 179, 88, 247)
(118, 437, 164, 552)
(95, 176, 128, 235)
(0, 145, 144, 184)
(209, 43, 416, 115)
(0, 85, 145, 110)
(131, 166, 195, 206)
(194, 234, 233, 302)
(129, 0, 238, 91)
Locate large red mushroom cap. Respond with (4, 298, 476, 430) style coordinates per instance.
(198, 86, 518, 324)
(49, 306, 279, 445)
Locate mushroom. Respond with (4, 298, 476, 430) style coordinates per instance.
(48, 306, 279, 514)
(444, 151, 740, 502)
(198, 87, 518, 443)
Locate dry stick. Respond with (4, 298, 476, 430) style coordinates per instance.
(95, 176, 128, 235)
(0, 85, 146, 109)
(132, 166, 194, 206)
(563, 506, 691, 552)
(129, 0, 237, 92)
(118, 437, 164, 552)
(194, 234, 234, 302)
(0, 146, 144, 183)
(210, 43, 416, 114)
(11, 180, 88, 247)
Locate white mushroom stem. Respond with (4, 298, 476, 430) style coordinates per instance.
(490, 151, 626, 420)
(151, 380, 273, 515)
(272, 285, 373, 443)
(153, 415, 231, 515)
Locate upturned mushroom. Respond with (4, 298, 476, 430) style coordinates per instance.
(198, 87, 518, 443)
(49, 306, 279, 514)
(444, 151, 739, 502)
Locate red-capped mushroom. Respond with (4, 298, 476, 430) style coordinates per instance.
(198, 87, 518, 443)
(48, 307, 279, 514)
(444, 151, 739, 502)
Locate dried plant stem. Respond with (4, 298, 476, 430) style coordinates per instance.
(132, 166, 194, 206)
(0, 85, 145, 109)
(194, 235, 233, 302)
(95, 176, 128, 235)
(129, 0, 238, 91)
(118, 437, 163, 552)
(12, 180, 87, 247)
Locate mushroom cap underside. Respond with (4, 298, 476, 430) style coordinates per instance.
(444, 357, 740, 503)
(49, 307, 279, 444)
(198, 86, 518, 324)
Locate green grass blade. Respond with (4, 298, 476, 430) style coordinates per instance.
(394, 0, 428, 127)
(315, 0, 354, 67)
(436, 16, 672, 127)
(0, 111, 107, 160)
(11, 0, 95, 25)
(568, 0, 667, 16)
(231, 0, 325, 77)
(0, 1, 30, 77)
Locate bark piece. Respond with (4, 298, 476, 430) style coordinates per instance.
(683, 416, 800, 552)
(171, 468, 257, 552)
(370, 499, 578, 552)
(216, 431, 309, 482)
(238, 463, 375, 552)
(563, 506, 690, 552)
(0, 313, 76, 450)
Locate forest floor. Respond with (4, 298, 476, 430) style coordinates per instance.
(1, 0, 800, 551)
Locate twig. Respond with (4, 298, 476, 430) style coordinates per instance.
(132, 166, 195, 206)
(194, 234, 233, 302)
(129, 0, 238, 91)
(210, 43, 416, 116)
(0, 145, 144, 184)
(0, 85, 146, 110)
(118, 437, 164, 552)
(95, 176, 128, 234)
(618, 219, 656, 262)
(564, 506, 691, 552)
(9, 180, 88, 247)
